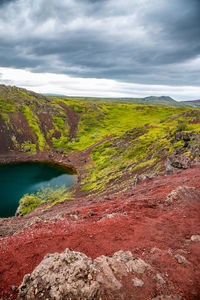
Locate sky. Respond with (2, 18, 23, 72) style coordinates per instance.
(0, 0, 199, 100)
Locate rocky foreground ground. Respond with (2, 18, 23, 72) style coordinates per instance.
(0, 164, 200, 300)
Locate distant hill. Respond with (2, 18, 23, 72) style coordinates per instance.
(180, 99, 200, 108)
(144, 96, 176, 102)
(61, 95, 185, 107)
(45, 94, 200, 108)
(43, 93, 67, 97)
(140, 96, 179, 106)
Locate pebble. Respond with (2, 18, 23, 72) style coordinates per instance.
(155, 273, 165, 284)
(132, 277, 144, 287)
(174, 254, 189, 265)
(104, 213, 115, 219)
(126, 258, 151, 273)
(191, 235, 200, 242)
(89, 211, 96, 217)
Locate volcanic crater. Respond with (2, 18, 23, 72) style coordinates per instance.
(0, 85, 200, 300)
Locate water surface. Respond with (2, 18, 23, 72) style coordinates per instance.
(0, 162, 76, 218)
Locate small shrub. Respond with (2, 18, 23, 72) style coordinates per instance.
(176, 122, 189, 132)
(18, 185, 72, 216)
(174, 140, 185, 148)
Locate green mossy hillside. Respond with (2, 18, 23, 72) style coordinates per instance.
(0, 85, 70, 152)
(81, 110, 200, 194)
(58, 98, 187, 151)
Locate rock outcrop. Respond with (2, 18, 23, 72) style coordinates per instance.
(166, 185, 200, 205)
(17, 249, 151, 300)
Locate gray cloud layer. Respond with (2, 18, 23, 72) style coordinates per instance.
(0, 0, 199, 86)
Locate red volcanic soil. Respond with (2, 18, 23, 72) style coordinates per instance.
(57, 102, 80, 141)
(0, 165, 200, 299)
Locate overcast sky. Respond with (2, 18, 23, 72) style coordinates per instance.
(0, 0, 199, 100)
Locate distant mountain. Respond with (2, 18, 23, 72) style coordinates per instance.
(43, 93, 68, 97)
(144, 96, 176, 102)
(189, 99, 200, 103)
(87, 96, 200, 108)
(142, 96, 179, 106)
(180, 99, 200, 108)
(87, 95, 184, 107)
(65, 95, 183, 107)
(37, 91, 200, 108)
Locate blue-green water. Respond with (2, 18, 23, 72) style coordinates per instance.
(0, 162, 76, 218)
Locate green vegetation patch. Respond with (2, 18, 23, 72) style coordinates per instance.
(19, 105, 46, 151)
(51, 115, 70, 149)
(18, 185, 72, 216)
(0, 98, 15, 122)
(22, 142, 37, 154)
(0, 99, 15, 114)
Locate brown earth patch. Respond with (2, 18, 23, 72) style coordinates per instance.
(37, 112, 55, 146)
(9, 112, 37, 147)
(0, 112, 37, 154)
(0, 117, 14, 153)
(57, 102, 80, 141)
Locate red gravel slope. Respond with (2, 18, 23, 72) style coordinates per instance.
(0, 165, 200, 299)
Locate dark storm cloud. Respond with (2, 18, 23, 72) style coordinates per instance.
(0, 0, 13, 5)
(0, 0, 199, 86)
